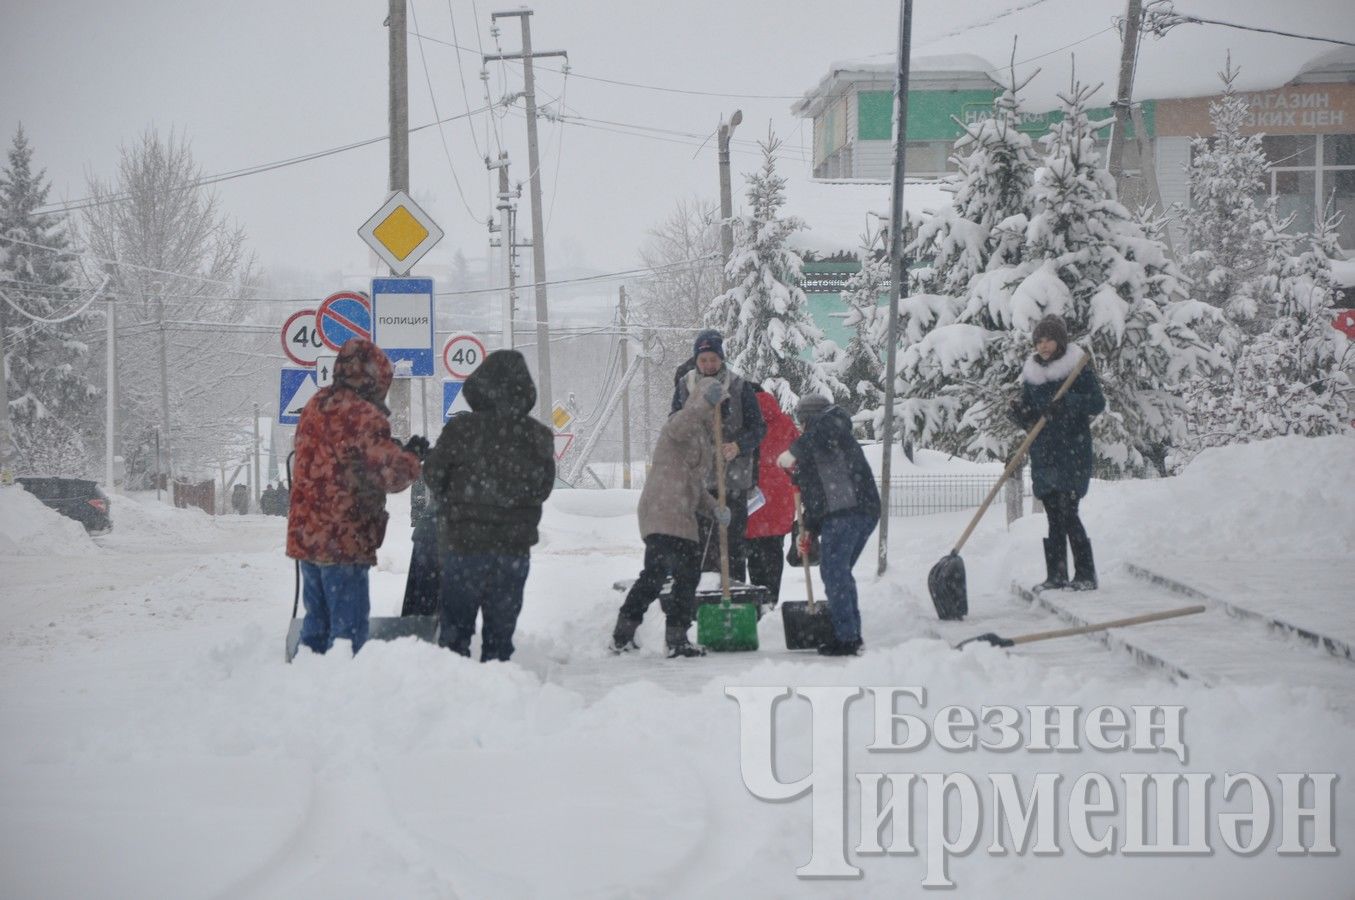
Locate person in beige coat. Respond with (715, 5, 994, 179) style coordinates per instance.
(611, 376, 730, 658)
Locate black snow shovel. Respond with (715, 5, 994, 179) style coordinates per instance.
(283, 451, 440, 662)
(953, 605, 1206, 650)
(927, 350, 1092, 621)
(696, 402, 759, 652)
(781, 494, 836, 650)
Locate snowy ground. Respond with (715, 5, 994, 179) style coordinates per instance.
(1, 435, 1353, 898)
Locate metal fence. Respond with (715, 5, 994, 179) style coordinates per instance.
(880, 474, 1026, 518)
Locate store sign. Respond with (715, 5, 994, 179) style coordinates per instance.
(802, 271, 855, 294)
(1156, 84, 1355, 137)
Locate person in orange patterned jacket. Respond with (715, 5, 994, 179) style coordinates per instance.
(286, 338, 423, 654)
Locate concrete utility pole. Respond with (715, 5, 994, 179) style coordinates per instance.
(386, 0, 412, 439)
(486, 9, 566, 421)
(0, 301, 13, 485)
(105, 291, 116, 492)
(156, 291, 172, 489)
(878, 0, 914, 576)
(489, 152, 519, 349)
(252, 402, 261, 512)
(619, 285, 631, 489)
(718, 109, 743, 290)
(1108, 0, 1145, 204)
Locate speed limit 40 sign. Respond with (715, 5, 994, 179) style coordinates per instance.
(442, 332, 487, 379)
(281, 309, 325, 367)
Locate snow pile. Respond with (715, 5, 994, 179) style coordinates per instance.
(1093, 434, 1355, 560)
(0, 484, 98, 556)
(99, 491, 224, 544)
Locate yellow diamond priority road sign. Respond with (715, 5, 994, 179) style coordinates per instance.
(358, 190, 444, 275)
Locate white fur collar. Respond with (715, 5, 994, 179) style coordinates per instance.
(1021, 344, 1085, 386)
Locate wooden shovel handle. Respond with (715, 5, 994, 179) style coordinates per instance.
(950, 350, 1092, 555)
(1009, 605, 1206, 645)
(713, 400, 731, 599)
(796, 493, 815, 611)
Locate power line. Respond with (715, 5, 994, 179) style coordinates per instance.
(1142, 3, 1355, 47)
(34, 104, 493, 218)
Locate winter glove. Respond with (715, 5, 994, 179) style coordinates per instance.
(403, 434, 431, 461)
(1007, 398, 1036, 429)
(702, 380, 725, 407)
(776, 450, 797, 470)
(797, 529, 814, 557)
(1041, 395, 1066, 420)
(714, 505, 732, 527)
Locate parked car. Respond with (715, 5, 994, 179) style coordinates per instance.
(16, 477, 113, 535)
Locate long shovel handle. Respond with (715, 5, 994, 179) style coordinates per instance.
(1009, 605, 1206, 645)
(713, 400, 732, 600)
(949, 350, 1092, 555)
(796, 493, 815, 612)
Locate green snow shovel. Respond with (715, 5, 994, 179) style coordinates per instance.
(781, 494, 835, 650)
(697, 401, 759, 652)
(927, 350, 1092, 621)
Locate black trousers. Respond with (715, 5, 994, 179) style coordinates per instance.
(1043, 491, 1090, 557)
(696, 488, 748, 581)
(620, 534, 702, 628)
(745, 534, 786, 605)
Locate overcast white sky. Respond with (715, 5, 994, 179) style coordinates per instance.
(2, 0, 1350, 295)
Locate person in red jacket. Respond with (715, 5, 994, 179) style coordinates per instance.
(286, 338, 423, 654)
(744, 386, 800, 605)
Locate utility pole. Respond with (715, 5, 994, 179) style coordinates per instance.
(486, 9, 566, 421)
(1108, 0, 1145, 205)
(718, 109, 743, 290)
(489, 152, 519, 349)
(0, 298, 12, 485)
(252, 402, 261, 513)
(878, 0, 914, 576)
(156, 291, 172, 490)
(619, 285, 631, 489)
(386, 0, 412, 439)
(105, 291, 116, 492)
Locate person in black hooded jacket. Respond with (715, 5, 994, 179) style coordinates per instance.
(423, 349, 556, 661)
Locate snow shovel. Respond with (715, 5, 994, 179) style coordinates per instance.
(697, 401, 759, 652)
(283, 452, 439, 662)
(927, 350, 1093, 621)
(953, 605, 1206, 650)
(781, 494, 836, 650)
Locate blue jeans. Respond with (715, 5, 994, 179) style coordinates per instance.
(439, 552, 530, 661)
(818, 513, 877, 643)
(299, 561, 371, 654)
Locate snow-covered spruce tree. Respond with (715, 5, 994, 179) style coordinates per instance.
(837, 225, 890, 428)
(891, 62, 1041, 454)
(706, 131, 841, 410)
(0, 126, 99, 476)
(1214, 212, 1352, 443)
(906, 79, 1214, 474)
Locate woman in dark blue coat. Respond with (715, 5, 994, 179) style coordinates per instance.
(1008, 315, 1105, 591)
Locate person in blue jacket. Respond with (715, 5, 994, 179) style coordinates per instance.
(1008, 314, 1106, 592)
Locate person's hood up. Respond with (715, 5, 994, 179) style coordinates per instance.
(464, 349, 537, 415)
(755, 390, 793, 429)
(333, 338, 393, 411)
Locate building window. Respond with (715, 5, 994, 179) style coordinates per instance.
(1262, 133, 1355, 251)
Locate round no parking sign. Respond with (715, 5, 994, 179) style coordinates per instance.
(442, 332, 487, 379)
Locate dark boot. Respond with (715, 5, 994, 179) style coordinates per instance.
(610, 614, 642, 654)
(665, 623, 706, 658)
(817, 637, 863, 657)
(1035, 538, 1069, 592)
(1069, 535, 1097, 591)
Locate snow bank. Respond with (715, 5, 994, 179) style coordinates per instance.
(0, 485, 98, 556)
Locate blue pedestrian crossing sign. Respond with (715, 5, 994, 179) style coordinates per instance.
(279, 368, 319, 426)
(443, 379, 471, 421)
(372, 277, 435, 377)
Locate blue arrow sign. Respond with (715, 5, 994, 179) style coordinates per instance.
(443, 380, 471, 422)
(372, 277, 435, 377)
(279, 368, 319, 426)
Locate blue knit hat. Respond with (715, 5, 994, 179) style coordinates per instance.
(693, 329, 724, 359)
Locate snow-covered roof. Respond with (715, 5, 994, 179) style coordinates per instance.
(791, 55, 1001, 118)
(778, 174, 952, 255)
(1293, 46, 1355, 84)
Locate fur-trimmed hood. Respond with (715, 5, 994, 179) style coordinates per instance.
(1021, 344, 1087, 386)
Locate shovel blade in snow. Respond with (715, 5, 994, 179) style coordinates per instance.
(927, 551, 968, 621)
(697, 600, 759, 652)
(780, 601, 836, 650)
(285, 615, 440, 662)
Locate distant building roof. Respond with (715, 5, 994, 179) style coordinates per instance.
(791, 55, 1001, 119)
(1292, 46, 1355, 85)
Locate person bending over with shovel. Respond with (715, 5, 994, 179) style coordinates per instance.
(611, 376, 731, 658)
(777, 393, 881, 656)
(1008, 314, 1105, 592)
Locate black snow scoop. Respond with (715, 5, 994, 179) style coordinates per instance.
(927, 351, 1092, 621)
(781, 495, 835, 650)
(953, 605, 1206, 650)
(282, 451, 439, 662)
